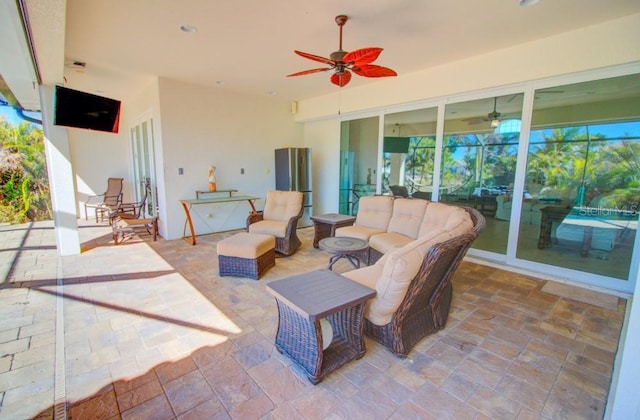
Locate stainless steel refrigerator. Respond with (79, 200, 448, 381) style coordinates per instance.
(275, 147, 312, 227)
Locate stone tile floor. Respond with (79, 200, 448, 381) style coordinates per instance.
(0, 220, 627, 419)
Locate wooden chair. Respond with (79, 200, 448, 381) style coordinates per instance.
(84, 177, 123, 222)
(111, 181, 158, 244)
(389, 185, 409, 197)
(246, 190, 304, 256)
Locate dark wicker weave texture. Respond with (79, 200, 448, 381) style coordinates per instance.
(246, 206, 304, 256)
(368, 247, 384, 265)
(274, 300, 367, 384)
(364, 206, 486, 356)
(218, 248, 275, 280)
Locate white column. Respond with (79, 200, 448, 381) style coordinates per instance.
(606, 268, 640, 419)
(40, 85, 80, 256)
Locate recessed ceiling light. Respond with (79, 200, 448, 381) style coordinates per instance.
(180, 25, 198, 33)
(519, 0, 541, 6)
(268, 91, 277, 96)
(215, 80, 224, 86)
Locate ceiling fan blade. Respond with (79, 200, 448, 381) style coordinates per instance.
(343, 47, 383, 65)
(351, 64, 397, 78)
(331, 70, 352, 87)
(294, 50, 335, 66)
(286, 68, 331, 77)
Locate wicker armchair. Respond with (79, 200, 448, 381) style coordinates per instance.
(246, 190, 304, 256)
(344, 206, 485, 357)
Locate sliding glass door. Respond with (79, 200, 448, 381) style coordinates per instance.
(516, 75, 640, 281)
(440, 94, 524, 255)
(337, 69, 639, 290)
(339, 117, 380, 215)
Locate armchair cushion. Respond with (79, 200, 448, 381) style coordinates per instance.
(246, 190, 304, 256)
(262, 190, 304, 222)
(248, 219, 288, 238)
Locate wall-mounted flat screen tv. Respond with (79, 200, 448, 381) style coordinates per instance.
(53, 85, 121, 133)
(383, 137, 410, 154)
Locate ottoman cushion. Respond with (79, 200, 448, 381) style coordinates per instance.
(217, 232, 275, 258)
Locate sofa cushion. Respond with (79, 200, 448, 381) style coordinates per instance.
(418, 202, 473, 238)
(354, 196, 394, 231)
(387, 198, 428, 239)
(335, 225, 387, 241)
(262, 190, 303, 222)
(344, 238, 426, 326)
(368, 232, 413, 254)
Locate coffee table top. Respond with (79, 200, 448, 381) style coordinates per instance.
(266, 269, 375, 320)
(318, 237, 368, 253)
(311, 213, 356, 224)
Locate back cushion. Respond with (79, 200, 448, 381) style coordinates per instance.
(262, 190, 303, 222)
(355, 196, 394, 230)
(365, 239, 425, 325)
(387, 198, 428, 239)
(418, 202, 473, 238)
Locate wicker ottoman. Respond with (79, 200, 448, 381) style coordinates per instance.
(217, 232, 276, 280)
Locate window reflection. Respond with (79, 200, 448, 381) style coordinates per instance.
(441, 94, 523, 254)
(383, 108, 438, 199)
(516, 75, 640, 280)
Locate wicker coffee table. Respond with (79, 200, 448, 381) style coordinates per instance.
(318, 236, 368, 270)
(265, 269, 376, 384)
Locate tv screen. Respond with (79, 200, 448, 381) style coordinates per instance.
(383, 137, 410, 153)
(53, 86, 121, 133)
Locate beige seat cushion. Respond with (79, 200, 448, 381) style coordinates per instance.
(262, 190, 303, 222)
(335, 225, 386, 241)
(217, 232, 275, 258)
(248, 220, 288, 238)
(387, 198, 428, 239)
(368, 232, 413, 254)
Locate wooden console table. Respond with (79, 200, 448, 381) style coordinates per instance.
(180, 195, 258, 245)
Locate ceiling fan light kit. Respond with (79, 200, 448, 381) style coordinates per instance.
(287, 15, 397, 87)
(488, 97, 502, 128)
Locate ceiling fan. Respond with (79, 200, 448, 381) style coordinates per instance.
(286, 15, 397, 87)
(463, 97, 502, 127)
(487, 97, 502, 128)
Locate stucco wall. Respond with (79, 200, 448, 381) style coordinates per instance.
(296, 13, 640, 121)
(156, 78, 303, 240)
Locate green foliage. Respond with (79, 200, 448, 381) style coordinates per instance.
(0, 116, 51, 223)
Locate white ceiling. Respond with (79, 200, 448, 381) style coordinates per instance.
(5, 0, 640, 109)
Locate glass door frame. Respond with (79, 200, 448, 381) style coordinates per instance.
(129, 111, 158, 218)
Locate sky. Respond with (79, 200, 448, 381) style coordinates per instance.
(0, 104, 42, 126)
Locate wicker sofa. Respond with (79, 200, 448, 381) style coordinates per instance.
(246, 190, 304, 256)
(337, 196, 485, 356)
(336, 196, 477, 264)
